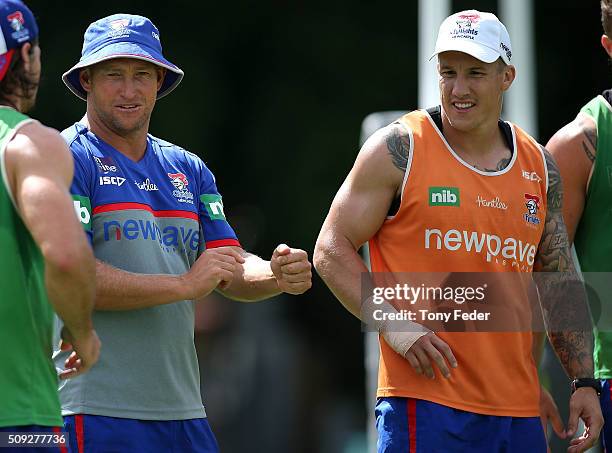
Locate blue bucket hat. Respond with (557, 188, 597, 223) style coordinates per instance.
(62, 14, 183, 101)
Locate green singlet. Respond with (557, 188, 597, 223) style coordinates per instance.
(576, 93, 612, 379)
(0, 108, 61, 427)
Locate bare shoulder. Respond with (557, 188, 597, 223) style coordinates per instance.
(546, 113, 596, 164)
(10, 122, 68, 154)
(5, 122, 72, 184)
(7, 123, 70, 165)
(355, 120, 412, 189)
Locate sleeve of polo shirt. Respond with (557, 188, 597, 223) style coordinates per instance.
(196, 159, 240, 250)
(69, 143, 95, 245)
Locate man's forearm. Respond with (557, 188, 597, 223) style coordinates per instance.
(95, 259, 187, 310)
(314, 235, 368, 319)
(532, 331, 546, 365)
(46, 256, 95, 336)
(536, 272, 594, 378)
(219, 254, 280, 302)
(534, 148, 594, 379)
(549, 330, 593, 378)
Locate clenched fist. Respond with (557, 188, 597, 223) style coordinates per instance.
(270, 244, 312, 295)
(182, 247, 245, 300)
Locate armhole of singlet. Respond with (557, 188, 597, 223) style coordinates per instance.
(0, 118, 36, 211)
(536, 143, 549, 195)
(500, 121, 514, 151)
(579, 109, 598, 199)
(386, 123, 414, 220)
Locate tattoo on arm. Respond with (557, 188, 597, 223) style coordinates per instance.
(385, 122, 411, 172)
(533, 147, 594, 378)
(580, 116, 597, 163)
(581, 142, 595, 163)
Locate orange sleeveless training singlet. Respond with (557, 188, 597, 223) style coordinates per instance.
(369, 109, 548, 417)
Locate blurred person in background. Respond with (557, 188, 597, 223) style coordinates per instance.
(315, 10, 602, 453)
(53, 13, 311, 453)
(0, 1, 99, 451)
(546, 1, 612, 450)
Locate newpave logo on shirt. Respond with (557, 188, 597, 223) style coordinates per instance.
(200, 194, 226, 220)
(429, 187, 460, 207)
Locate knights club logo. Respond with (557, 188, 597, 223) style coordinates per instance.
(7, 12, 24, 32)
(168, 172, 194, 204)
(456, 13, 480, 28)
(524, 193, 541, 226)
(110, 19, 129, 30)
(108, 18, 130, 38)
(168, 172, 189, 191)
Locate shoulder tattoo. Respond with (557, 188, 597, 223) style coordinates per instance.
(578, 115, 597, 163)
(385, 121, 411, 172)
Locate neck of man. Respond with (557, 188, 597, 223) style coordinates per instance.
(84, 111, 149, 162)
(440, 107, 509, 166)
(0, 95, 24, 113)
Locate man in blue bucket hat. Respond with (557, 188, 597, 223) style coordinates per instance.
(54, 13, 312, 452)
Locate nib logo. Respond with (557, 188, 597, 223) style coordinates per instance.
(429, 187, 460, 207)
(72, 195, 92, 231)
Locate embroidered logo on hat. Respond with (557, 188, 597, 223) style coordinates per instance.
(455, 13, 480, 29)
(7, 11, 23, 31)
(0, 1, 39, 82)
(7, 10, 31, 42)
(109, 18, 130, 39)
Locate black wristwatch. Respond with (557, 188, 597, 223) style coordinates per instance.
(571, 378, 602, 396)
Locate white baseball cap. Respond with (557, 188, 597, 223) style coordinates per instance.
(430, 10, 513, 65)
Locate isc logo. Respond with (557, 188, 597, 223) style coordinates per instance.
(429, 187, 460, 207)
(521, 170, 541, 182)
(99, 176, 126, 187)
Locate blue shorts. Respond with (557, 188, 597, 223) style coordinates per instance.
(62, 415, 219, 453)
(376, 397, 546, 453)
(0, 425, 64, 453)
(600, 379, 612, 450)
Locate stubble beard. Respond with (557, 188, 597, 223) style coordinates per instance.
(97, 105, 151, 139)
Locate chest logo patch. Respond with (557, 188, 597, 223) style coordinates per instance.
(429, 187, 460, 207)
(168, 172, 194, 204)
(524, 193, 541, 226)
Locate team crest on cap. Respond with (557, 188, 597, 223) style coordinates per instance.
(109, 18, 130, 39)
(452, 13, 480, 39)
(456, 13, 480, 28)
(523, 193, 541, 226)
(110, 19, 129, 30)
(7, 11, 29, 42)
(7, 12, 24, 31)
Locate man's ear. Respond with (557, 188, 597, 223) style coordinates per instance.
(501, 64, 516, 92)
(19, 42, 32, 70)
(79, 68, 93, 93)
(601, 34, 612, 59)
(156, 67, 166, 91)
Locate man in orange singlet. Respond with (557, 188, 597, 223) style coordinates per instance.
(314, 10, 603, 453)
